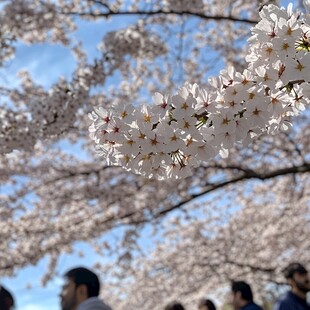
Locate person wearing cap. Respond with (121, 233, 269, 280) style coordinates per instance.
(273, 262, 310, 310)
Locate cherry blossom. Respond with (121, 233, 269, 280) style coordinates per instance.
(0, 1, 309, 309)
(90, 3, 310, 179)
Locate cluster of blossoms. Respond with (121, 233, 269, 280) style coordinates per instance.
(99, 26, 167, 65)
(0, 109, 37, 153)
(1, 0, 75, 45)
(162, 0, 204, 13)
(0, 21, 15, 64)
(89, 3, 310, 180)
(0, 68, 91, 154)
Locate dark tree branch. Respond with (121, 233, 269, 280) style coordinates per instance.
(59, 9, 258, 24)
(154, 162, 310, 217)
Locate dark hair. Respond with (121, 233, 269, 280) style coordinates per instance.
(64, 267, 100, 297)
(231, 281, 253, 302)
(165, 301, 185, 310)
(198, 299, 216, 310)
(0, 285, 14, 310)
(198, 298, 216, 310)
(283, 262, 307, 279)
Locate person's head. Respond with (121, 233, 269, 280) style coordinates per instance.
(60, 267, 100, 310)
(198, 298, 216, 310)
(283, 262, 310, 296)
(231, 281, 253, 310)
(164, 301, 185, 310)
(0, 285, 15, 310)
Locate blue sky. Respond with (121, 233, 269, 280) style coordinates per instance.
(0, 1, 296, 309)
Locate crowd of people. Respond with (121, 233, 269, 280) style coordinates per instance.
(0, 262, 309, 310)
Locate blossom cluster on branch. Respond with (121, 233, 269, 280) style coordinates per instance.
(89, 3, 310, 179)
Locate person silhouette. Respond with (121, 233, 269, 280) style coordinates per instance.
(0, 285, 15, 310)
